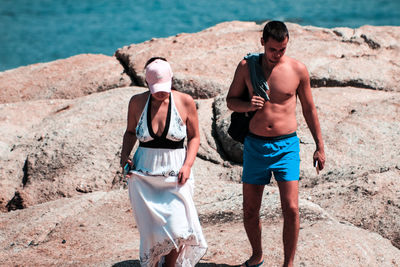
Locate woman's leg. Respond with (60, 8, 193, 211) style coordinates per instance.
(164, 246, 182, 267)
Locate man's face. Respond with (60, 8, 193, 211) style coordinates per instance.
(261, 37, 288, 65)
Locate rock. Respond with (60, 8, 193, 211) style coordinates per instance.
(115, 22, 400, 97)
(214, 87, 400, 170)
(197, 181, 336, 225)
(0, 54, 132, 104)
(115, 21, 261, 99)
(0, 21, 400, 265)
(294, 220, 399, 267)
(0, 190, 138, 266)
(1, 160, 399, 266)
(296, 87, 400, 181)
(213, 93, 244, 163)
(212, 86, 400, 249)
(196, 98, 225, 164)
(0, 99, 73, 211)
(0, 87, 145, 211)
(287, 24, 400, 91)
(301, 168, 400, 250)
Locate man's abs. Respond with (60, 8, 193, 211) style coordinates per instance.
(249, 103, 297, 137)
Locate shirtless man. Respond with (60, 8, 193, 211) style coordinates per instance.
(226, 21, 325, 267)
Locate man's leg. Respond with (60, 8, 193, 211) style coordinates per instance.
(277, 180, 299, 267)
(242, 183, 265, 266)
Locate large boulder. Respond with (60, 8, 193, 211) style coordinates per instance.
(0, 87, 220, 211)
(213, 87, 400, 249)
(0, 99, 72, 211)
(196, 98, 225, 164)
(213, 93, 244, 163)
(0, 87, 145, 211)
(214, 87, 400, 169)
(115, 21, 261, 99)
(115, 21, 400, 97)
(301, 167, 400, 250)
(0, 21, 399, 264)
(0, 54, 132, 104)
(287, 24, 400, 91)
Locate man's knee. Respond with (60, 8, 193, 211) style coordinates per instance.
(281, 202, 299, 219)
(243, 202, 261, 221)
(242, 183, 264, 221)
(244, 210, 260, 221)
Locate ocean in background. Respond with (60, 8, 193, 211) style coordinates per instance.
(1, 0, 399, 71)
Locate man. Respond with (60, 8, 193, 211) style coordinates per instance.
(226, 21, 325, 267)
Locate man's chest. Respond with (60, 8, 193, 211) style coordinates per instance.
(246, 71, 299, 102)
(267, 74, 299, 101)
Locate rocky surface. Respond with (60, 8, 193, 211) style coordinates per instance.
(115, 22, 400, 95)
(0, 87, 146, 211)
(1, 21, 399, 266)
(0, 54, 132, 104)
(1, 159, 399, 267)
(115, 21, 262, 99)
(214, 87, 400, 167)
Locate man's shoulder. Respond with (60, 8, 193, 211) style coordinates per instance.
(236, 58, 250, 76)
(238, 57, 249, 67)
(284, 56, 308, 72)
(244, 52, 261, 61)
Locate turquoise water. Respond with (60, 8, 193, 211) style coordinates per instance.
(1, 0, 399, 71)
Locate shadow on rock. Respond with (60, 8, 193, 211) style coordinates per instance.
(112, 260, 236, 267)
(112, 260, 140, 267)
(197, 264, 237, 267)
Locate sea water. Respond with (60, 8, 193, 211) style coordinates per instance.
(1, 0, 399, 71)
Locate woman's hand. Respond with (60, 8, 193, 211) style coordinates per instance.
(122, 159, 133, 178)
(178, 165, 191, 185)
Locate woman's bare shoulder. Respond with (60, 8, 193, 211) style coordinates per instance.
(128, 91, 149, 115)
(172, 90, 195, 105)
(171, 91, 197, 122)
(130, 91, 149, 103)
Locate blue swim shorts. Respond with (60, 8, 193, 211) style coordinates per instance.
(242, 132, 300, 185)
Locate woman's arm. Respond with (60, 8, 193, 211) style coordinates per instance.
(120, 95, 139, 169)
(178, 94, 200, 184)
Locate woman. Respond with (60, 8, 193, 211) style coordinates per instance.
(120, 57, 207, 267)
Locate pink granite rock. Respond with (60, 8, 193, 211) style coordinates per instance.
(115, 21, 400, 98)
(0, 22, 399, 265)
(0, 54, 131, 104)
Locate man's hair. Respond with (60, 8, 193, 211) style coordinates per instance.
(262, 21, 289, 42)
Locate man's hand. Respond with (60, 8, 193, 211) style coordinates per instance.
(178, 165, 191, 185)
(249, 96, 265, 111)
(313, 150, 325, 172)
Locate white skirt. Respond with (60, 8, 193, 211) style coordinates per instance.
(128, 147, 207, 267)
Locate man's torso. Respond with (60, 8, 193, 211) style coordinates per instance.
(246, 56, 300, 137)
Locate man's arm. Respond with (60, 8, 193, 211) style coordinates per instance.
(226, 60, 265, 112)
(296, 63, 326, 170)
